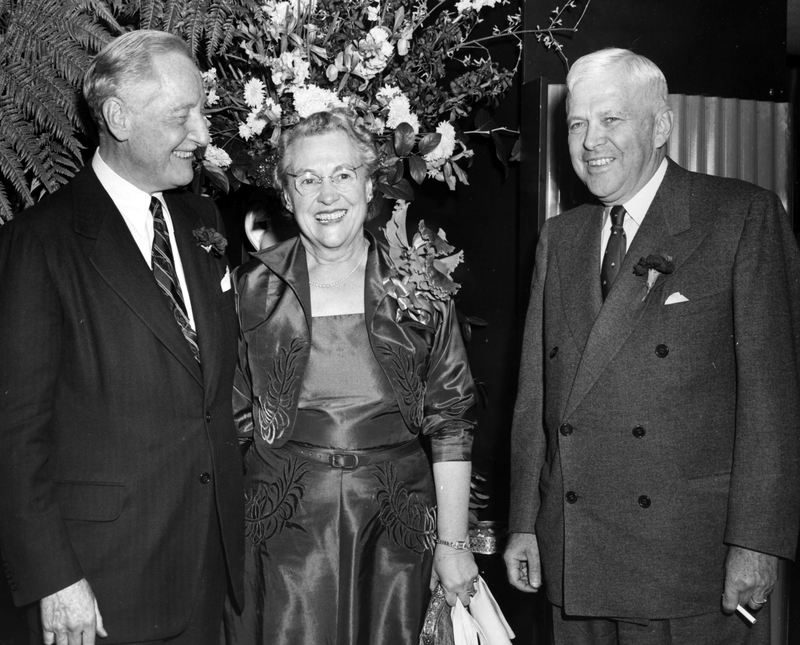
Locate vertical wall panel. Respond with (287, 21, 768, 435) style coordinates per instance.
(543, 86, 791, 219)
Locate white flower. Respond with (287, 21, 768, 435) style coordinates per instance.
(386, 94, 419, 133)
(204, 144, 232, 169)
(366, 2, 380, 21)
(270, 51, 310, 91)
(238, 122, 255, 141)
(353, 26, 393, 80)
(377, 85, 402, 105)
(291, 85, 345, 118)
(206, 87, 220, 107)
(201, 69, 218, 84)
(424, 121, 457, 164)
(368, 26, 390, 43)
(245, 111, 268, 136)
(243, 78, 265, 109)
(456, 0, 473, 12)
(264, 0, 290, 26)
(264, 97, 283, 120)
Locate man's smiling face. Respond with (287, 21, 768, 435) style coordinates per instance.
(567, 72, 669, 206)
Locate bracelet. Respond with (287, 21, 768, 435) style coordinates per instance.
(436, 537, 471, 551)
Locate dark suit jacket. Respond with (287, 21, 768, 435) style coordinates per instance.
(232, 233, 476, 463)
(509, 159, 800, 620)
(0, 167, 244, 641)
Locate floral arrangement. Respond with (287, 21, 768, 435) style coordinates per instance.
(193, 227, 229, 257)
(199, 0, 592, 200)
(381, 200, 464, 326)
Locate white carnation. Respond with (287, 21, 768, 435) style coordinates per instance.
(386, 95, 419, 133)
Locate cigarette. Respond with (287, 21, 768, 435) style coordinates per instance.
(736, 604, 756, 624)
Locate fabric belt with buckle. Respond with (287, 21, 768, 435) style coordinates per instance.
(281, 439, 421, 469)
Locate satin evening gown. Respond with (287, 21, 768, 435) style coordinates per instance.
(224, 313, 436, 645)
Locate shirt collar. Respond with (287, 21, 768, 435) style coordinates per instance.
(92, 151, 159, 219)
(617, 157, 668, 226)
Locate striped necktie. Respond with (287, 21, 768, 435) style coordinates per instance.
(600, 205, 627, 300)
(150, 197, 200, 362)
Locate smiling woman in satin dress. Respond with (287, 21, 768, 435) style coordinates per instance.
(223, 108, 479, 645)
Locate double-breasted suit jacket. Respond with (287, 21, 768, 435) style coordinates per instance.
(0, 167, 244, 641)
(509, 159, 800, 620)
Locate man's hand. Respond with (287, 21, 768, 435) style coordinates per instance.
(503, 532, 542, 593)
(40, 578, 107, 645)
(722, 545, 778, 614)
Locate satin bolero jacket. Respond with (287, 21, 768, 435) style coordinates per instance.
(232, 232, 476, 463)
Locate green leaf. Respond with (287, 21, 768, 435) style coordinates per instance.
(417, 132, 442, 156)
(378, 178, 414, 201)
(408, 155, 427, 185)
(393, 122, 416, 157)
(491, 131, 510, 177)
(474, 108, 494, 133)
(510, 137, 521, 163)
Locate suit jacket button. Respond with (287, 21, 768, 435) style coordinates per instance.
(655, 344, 669, 358)
(199, 472, 211, 484)
(559, 423, 573, 437)
(638, 495, 651, 508)
(565, 491, 578, 504)
(632, 425, 646, 438)
(549, 347, 559, 359)
(205, 412, 212, 423)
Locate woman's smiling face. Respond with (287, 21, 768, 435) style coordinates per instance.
(284, 131, 373, 258)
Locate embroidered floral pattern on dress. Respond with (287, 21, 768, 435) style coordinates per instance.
(377, 343, 426, 427)
(245, 457, 308, 547)
(256, 338, 305, 443)
(374, 463, 436, 554)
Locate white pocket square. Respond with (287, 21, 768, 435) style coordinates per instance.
(664, 292, 688, 305)
(220, 266, 231, 292)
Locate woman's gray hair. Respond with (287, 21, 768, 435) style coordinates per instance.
(83, 30, 193, 128)
(275, 108, 382, 220)
(566, 48, 669, 114)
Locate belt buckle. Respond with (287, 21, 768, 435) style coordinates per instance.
(329, 452, 359, 469)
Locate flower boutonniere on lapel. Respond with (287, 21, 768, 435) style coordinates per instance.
(381, 200, 463, 329)
(633, 254, 675, 301)
(193, 227, 228, 258)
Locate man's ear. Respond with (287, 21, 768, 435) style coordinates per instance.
(102, 98, 131, 143)
(654, 107, 673, 150)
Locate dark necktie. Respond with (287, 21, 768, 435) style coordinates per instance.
(150, 197, 201, 362)
(600, 205, 627, 300)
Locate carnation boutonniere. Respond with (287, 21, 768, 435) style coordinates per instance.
(380, 200, 463, 329)
(193, 227, 228, 257)
(632, 254, 675, 300)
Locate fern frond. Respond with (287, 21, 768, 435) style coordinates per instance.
(0, 180, 15, 223)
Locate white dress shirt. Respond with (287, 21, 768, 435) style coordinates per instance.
(599, 157, 668, 265)
(92, 151, 197, 329)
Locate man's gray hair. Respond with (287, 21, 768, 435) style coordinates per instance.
(83, 30, 193, 126)
(566, 48, 669, 113)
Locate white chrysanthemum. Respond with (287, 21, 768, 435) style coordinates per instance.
(245, 111, 268, 136)
(201, 69, 218, 84)
(456, 0, 473, 12)
(386, 95, 419, 133)
(206, 87, 220, 107)
(243, 78, 265, 109)
(238, 122, 255, 141)
(292, 85, 345, 118)
(424, 121, 457, 164)
(204, 145, 232, 169)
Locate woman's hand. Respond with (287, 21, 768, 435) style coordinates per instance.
(430, 544, 479, 607)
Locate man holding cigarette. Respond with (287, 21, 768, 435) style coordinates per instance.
(504, 48, 800, 644)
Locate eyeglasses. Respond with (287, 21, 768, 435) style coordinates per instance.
(286, 165, 363, 196)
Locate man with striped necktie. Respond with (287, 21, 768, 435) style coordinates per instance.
(0, 30, 243, 645)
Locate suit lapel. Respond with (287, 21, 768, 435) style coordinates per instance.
(563, 160, 710, 420)
(168, 195, 221, 390)
(556, 204, 604, 353)
(76, 171, 202, 385)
